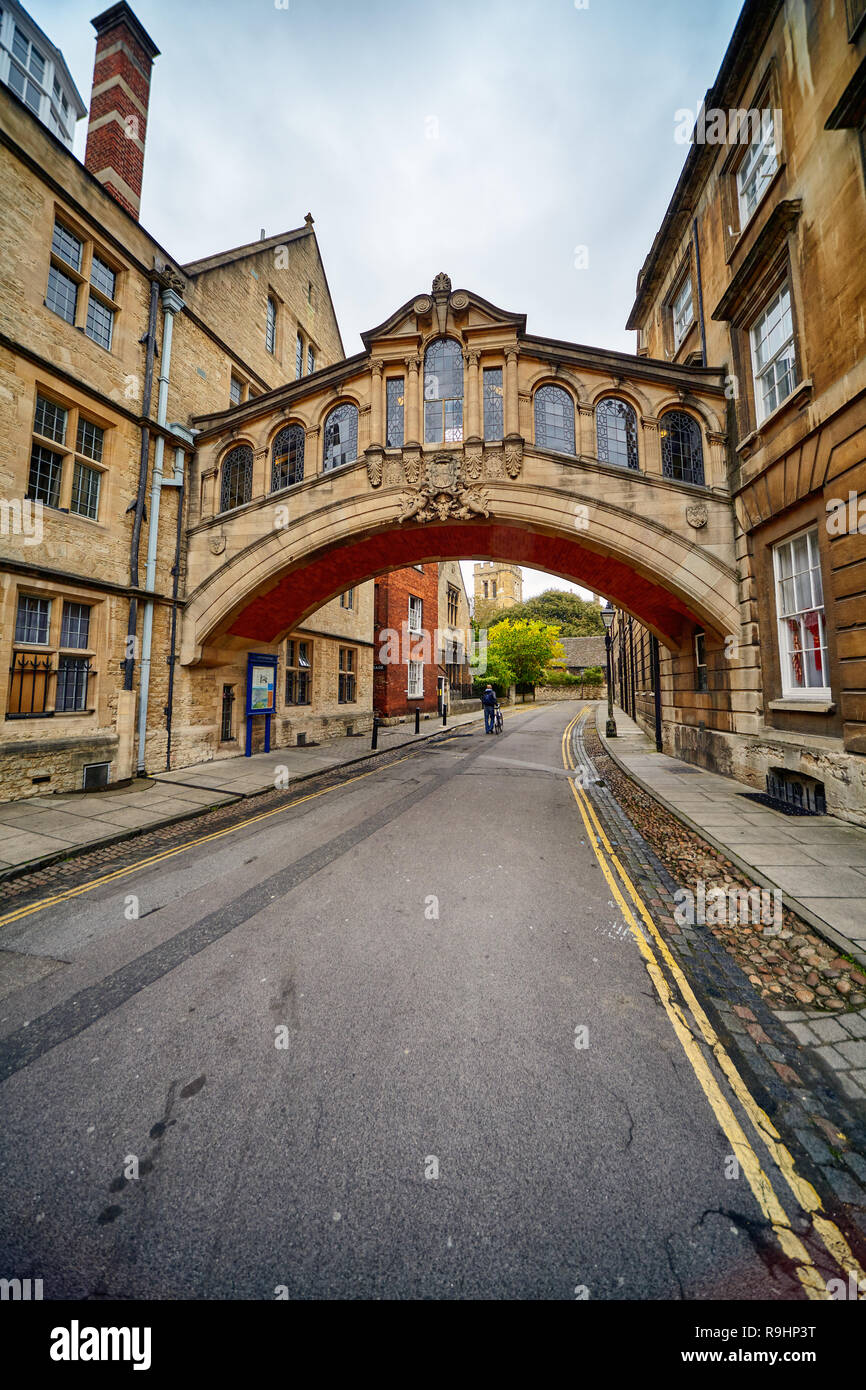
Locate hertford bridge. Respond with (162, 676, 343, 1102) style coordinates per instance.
(181, 275, 737, 667)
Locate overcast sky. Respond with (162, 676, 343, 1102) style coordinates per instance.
(37, 0, 743, 601)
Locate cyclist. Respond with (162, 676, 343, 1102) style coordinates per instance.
(481, 684, 498, 734)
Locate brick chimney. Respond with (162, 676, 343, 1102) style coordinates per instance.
(84, 4, 160, 220)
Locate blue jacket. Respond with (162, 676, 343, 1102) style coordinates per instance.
(481, 689, 497, 707)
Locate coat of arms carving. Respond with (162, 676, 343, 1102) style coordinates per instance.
(397, 451, 490, 524)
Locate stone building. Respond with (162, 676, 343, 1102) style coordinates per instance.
(473, 560, 523, 612)
(618, 0, 866, 826)
(438, 560, 472, 700)
(0, 0, 85, 150)
(0, 2, 371, 799)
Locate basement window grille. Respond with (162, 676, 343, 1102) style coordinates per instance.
(82, 761, 110, 791)
(740, 768, 826, 817)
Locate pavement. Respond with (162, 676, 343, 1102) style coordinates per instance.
(596, 703, 866, 967)
(4, 700, 862, 1299)
(0, 707, 486, 883)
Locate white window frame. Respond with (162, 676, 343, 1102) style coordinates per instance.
(694, 631, 708, 692)
(407, 660, 423, 699)
(736, 111, 778, 229)
(772, 526, 830, 701)
(408, 595, 422, 633)
(671, 275, 694, 351)
(750, 282, 797, 423)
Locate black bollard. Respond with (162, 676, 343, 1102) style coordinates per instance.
(442, 706, 447, 727)
(415, 708, 420, 735)
(371, 717, 379, 750)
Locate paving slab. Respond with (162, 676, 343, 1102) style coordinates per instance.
(596, 702, 866, 965)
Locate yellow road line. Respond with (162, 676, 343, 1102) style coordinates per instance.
(564, 709, 866, 1288)
(560, 711, 829, 1299)
(0, 753, 415, 929)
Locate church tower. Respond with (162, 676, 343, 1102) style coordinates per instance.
(473, 562, 523, 612)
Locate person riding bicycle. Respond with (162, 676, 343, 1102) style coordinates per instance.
(481, 684, 498, 734)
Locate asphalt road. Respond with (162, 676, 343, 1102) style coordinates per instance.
(0, 701, 805, 1299)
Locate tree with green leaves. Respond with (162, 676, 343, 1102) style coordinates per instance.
(476, 619, 566, 691)
(483, 589, 604, 636)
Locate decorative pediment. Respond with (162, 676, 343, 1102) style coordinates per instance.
(361, 278, 526, 351)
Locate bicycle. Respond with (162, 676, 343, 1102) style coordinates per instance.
(493, 703, 504, 734)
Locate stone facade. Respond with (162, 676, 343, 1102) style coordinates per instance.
(0, 12, 367, 802)
(473, 560, 523, 611)
(623, 0, 866, 824)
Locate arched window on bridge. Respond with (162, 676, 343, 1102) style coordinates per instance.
(534, 385, 575, 454)
(424, 338, 464, 444)
(323, 403, 359, 472)
(659, 410, 704, 486)
(596, 397, 638, 470)
(271, 424, 305, 491)
(219, 444, 253, 512)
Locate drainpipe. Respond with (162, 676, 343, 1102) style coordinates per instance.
(124, 277, 159, 690)
(692, 217, 708, 367)
(651, 634, 663, 752)
(161, 426, 195, 771)
(136, 286, 185, 774)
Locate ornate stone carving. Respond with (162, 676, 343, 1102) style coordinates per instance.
(686, 503, 709, 529)
(365, 446, 384, 487)
(209, 530, 226, 556)
(503, 438, 524, 479)
(413, 296, 433, 316)
(397, 450, 490, 524)
(432, 272, 452, 295)
(450, 290, 469, 311)
(402, 445, 423, 485)
(463, 443, 484, 481)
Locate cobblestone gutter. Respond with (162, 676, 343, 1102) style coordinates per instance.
(573, 712, 866, 1245)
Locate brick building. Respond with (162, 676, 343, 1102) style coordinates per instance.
(0, 2, 372, 800)
(616, 0, 866, 826)
(373, 564, 440, 719)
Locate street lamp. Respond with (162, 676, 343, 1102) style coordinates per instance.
(601, 601, 617, 739)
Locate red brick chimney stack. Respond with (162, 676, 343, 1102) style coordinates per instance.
(83, 3, 160, 220)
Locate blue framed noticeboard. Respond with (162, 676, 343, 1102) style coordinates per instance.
(244, 653, 277, 756)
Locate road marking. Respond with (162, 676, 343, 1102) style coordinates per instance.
(0, 754, 415, 929)
(560, 710, 834, 1299)
(0, 708, 541, 931)
(563, 708, 866, 1290)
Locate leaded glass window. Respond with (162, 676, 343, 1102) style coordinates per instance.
(76, 417, 104, 462)
(424, 338, 464, 444)
(61, 602, 91, 649)
(596, 398, 638, 470)
(28, 444, 62, 507)
(46, 265, 78, 323)
(52, 222, 83, 272)
(483, 367, 503, 441)
(296, 334, 303, 379)
(323, 404, 358, 471)
(386, 377, 404, 448)
(15, 596, 51, 645)
(307, 346, 315, 375)
(266, 297, 276, 354)
(56, 658, 90, 711)
(272, 424, 305, 490)
(86, 294, 114, 350)
(220, 444, 253, 511)
(34, 395, 67, 444)
(660, 411, 704, 486)
(70, 462, 101, 519)
(90, 254, 116, 301)
(534, 385, 575, 454)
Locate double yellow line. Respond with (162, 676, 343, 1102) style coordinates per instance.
(562, 708, 864, 1300)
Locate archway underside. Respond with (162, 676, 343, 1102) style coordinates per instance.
(212, 522, 716, 653)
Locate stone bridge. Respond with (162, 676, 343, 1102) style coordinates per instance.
(182, 276, 738, 665)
